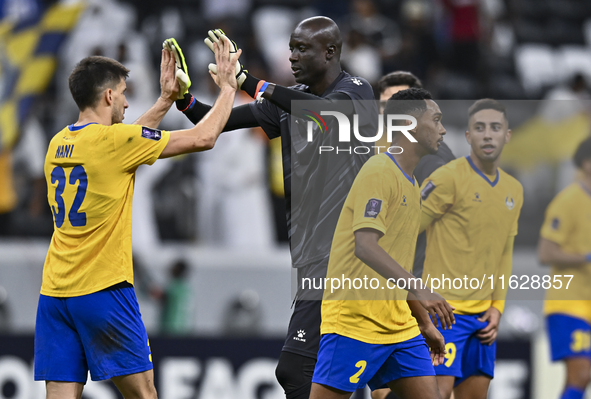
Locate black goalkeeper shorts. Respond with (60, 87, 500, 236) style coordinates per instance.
(282, 299, 322, 359)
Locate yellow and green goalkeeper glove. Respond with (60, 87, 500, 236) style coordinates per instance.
(162, 37, 191, 99)
(204, 29, 247, 89)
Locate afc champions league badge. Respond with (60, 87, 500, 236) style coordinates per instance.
(505, 196, 515, 210)
(364, 198, 383, 219)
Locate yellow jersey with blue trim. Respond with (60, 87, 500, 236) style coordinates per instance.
(420, 156, 523, 314)
(321, 153, 421, 344)
(542, 182, 591, 322)
(41, 123, 170, 297)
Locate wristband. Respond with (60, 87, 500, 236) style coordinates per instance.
(241, 73, 261, 98)
(176, 93, 195, 112)
(255, 81, 269, 103)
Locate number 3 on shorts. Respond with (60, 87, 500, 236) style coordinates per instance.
(349, 360, 367, 383)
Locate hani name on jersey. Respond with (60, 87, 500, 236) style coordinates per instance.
(55, 144, 74, 159)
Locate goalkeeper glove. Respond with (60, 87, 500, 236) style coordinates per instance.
(162, 38, 191, 100)
(204, 29, 247, 89)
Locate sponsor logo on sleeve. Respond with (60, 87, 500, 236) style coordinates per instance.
(551, 217, 560, 230)
(141, 127, 162, 141)
(421, 181, 436, 201)
(364, 198, 382, 218)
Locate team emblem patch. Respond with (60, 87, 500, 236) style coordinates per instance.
(141, 127, 162, 141)
(421, 181, 436, 201)
(505, 196, 514, 210)
(551, 217, 560, 230)
(364, 198, 382, 218)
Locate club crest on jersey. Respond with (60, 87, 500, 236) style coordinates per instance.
(473, 192, 481, 202)
(141, 127, 162, 141)
(364, 198, 382, 218)
(505, 196, 514, 210)
(421, 181, 436, 201)
(401, 195, 407, 206)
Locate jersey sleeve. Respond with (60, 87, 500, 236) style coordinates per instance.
(249, 100, 281, 139)
(540, 193, 572, 245)
(111, 124, 171, 172)
(420, 165, 456, 219)
(350, 159, 396, 235)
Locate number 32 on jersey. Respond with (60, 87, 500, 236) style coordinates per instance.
(51, 165, 88, 228)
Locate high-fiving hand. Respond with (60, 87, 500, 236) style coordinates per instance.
(162, 38, 191, 99)
(208, 34, 242, 91)
(204, 29, 247, 89)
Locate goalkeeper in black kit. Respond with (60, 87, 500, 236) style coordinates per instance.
(164, 17, 378, 399)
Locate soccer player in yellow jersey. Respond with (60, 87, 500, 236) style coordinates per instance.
(310, 88, 455, 399)
(34, 37, 241, 398)
(420, 99, 523, 399)
(539, 137, 591, 399)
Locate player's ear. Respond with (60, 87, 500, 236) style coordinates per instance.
(105, 88, 113, 106)
(326, 45, 336, 60)
(465, 129, 471, 145)
(505, 128, 512, 144)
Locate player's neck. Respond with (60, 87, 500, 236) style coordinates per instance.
(75, 107, 111, 126)
(308, 68, 341, 95)
(469, 152, 498, 176)
(390, 141, 421, 177)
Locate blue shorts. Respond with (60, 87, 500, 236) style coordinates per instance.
(434, 313, 496, 385)
(547, 314, 591, 361)
(34, 282, 153, 382)
(312, 333, 435, 392)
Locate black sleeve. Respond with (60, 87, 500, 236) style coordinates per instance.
(240, 72, 355, 115)
(176, 93, 259, 131)
(267, 85, 355, 115)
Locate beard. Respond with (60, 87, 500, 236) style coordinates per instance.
(111, 108, 124, 124)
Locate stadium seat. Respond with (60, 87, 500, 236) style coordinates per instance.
(555, 45, 591, 83)
(514, 44, 558, 96)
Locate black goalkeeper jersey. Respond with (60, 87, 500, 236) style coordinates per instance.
(250, 71, 378, 283)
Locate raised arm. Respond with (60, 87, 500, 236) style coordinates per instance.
(133, 49, 179, 128)
(159, 36, 241, 158)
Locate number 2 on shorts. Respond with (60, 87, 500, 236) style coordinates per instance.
(349, 360, 367, 383)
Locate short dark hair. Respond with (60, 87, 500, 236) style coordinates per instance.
(378, 71, 422, 95)
(468, 98, 507, 121)
(68, 56, 129, 111)
(574, 137, 591, 168)
(383, 87, 432, 117)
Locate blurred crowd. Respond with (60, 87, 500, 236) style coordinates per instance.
(2, 0, 591, 251)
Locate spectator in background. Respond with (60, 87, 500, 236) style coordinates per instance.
(440, 0, 482, 77)
(160, 259, 193, 335)
(344, 0, 401, 75)
(341, 29, 382, 85)
(390, 0, 441, 82)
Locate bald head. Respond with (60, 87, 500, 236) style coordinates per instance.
(294, 16, 342, 58)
